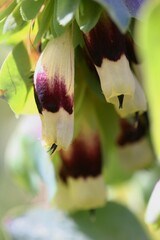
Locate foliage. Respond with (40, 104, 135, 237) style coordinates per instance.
(0, 0, 160, 239)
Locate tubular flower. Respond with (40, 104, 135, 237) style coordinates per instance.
(54, 130, 106, 211)
(84, 15, 147, 117)
(34, 30, 74, 152)
(116, 114, 153, 170)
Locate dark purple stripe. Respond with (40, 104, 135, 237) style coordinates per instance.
(116, 113, 148, 146)
(59, 134, 102, 183)
(35, 71, 73, 114)
(34, 85, 43, 114)
(84, 15, 126, 67)
(125, 33, 139, 64)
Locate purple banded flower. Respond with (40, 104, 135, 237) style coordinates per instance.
(34, 30, 74, 152)
(54, 130, 106, 211)
(84, 15, 147, 117)
(116, 116, 153, 170)
(116, 114, 148, 147)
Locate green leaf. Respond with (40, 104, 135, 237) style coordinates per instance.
(92, 95, 131, 184)
(72, 20, 84, 48)
(34, 0, 53, 45)
(3, 4, 26, 34)
(0, 0, 16, 22)
(136, 1, 160, 160)
(0, 19, 29, 44)
(76, 0, 102, 33)
(0, 42, 37, 114)
(75, 47, 104, 99)
(20, 0, 44, 21)
(5, 203, 151, 240)
(71, 202, 151, 240)
(56, 0, 80, 26)
(51, 0, 67, 38)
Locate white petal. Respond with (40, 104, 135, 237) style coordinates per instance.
(96, 54, 135, 105)
(115, 76, 147, 117)
(117, 138, 153, 170)
(53, 181, 76, 211)
(41, 109, 74, 150)
(68, 175, 106, 210)
(145, 180, 160, 224)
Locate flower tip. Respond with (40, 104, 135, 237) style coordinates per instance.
(48, 143, 58, 155)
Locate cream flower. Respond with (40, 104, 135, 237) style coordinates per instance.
(115, 75, 147, 117)
(34, 30, 74, 152)
(54, 175, 106, 211)
(84, 15, 147, 117)
(53, 129, 106, 211)
(96, 54, 136, 108)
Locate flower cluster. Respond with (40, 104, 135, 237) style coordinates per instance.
(33, 11, 150, 211)
(34, 14, 147, 154)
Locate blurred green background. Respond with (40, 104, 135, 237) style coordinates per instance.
(0, 44, 31, 239)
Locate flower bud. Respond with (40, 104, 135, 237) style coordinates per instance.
(34, 30, 74, 152)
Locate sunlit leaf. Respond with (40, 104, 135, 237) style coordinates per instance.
(3, 4, 26, 34)
(0, 20, 29, 44)
(0, 42, 37, 114)
(0, 0, 16, 22)
(136, 1, 160, 160)
(34, 0, 53, 45)
(76, 0, 102, 33)
(20, 0, 44, 21)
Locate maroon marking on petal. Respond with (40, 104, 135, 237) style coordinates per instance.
(59, 133, 102, 183)
(84, 16, 126, 67)
(116, 113, 149, 146)
(35, 72, 73, 114)
(34, 85, 43, 114)
(125, 34, 139, 64)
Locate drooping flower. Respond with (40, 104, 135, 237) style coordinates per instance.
(54, 129, 106, 211)
(84, 14, 147, 117)
(34, 30, 74, 153)
(116, 114, 153, 170)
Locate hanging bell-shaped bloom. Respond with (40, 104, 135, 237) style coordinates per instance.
(34, 30, 74, 153)
(84, 15, 147, 117)
(54, 129, 106, 211)
(116, 115, 153, 170)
